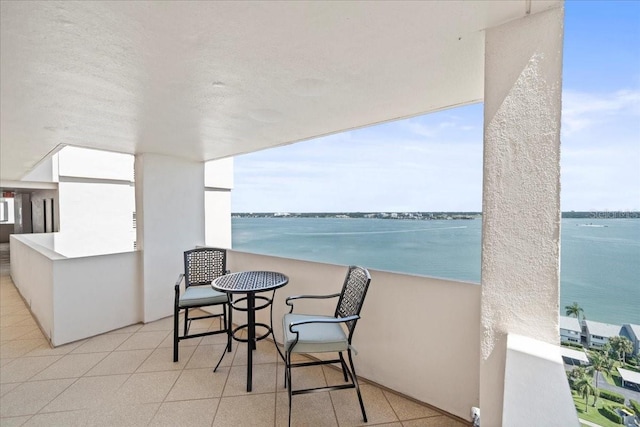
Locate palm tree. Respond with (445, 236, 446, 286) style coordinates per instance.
(565, 302, 584, 320)
(609, 336, 634, 363)
(574, 375, 595, 411)
(589, 352, 607, 389)
(619, 337, 633, 363)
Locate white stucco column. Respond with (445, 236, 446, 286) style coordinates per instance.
(135, 153, 205, 322)
(480, 7, 564, 426)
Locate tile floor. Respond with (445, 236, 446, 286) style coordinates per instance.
(0, 243, 467, 426)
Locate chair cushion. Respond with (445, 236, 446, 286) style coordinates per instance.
(179, 286, 227, 308)
(283, 313, 348, 354)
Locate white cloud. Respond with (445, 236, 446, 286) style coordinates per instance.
(562, 89, 640, 136)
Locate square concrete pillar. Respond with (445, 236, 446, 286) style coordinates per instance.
(135, 153, 205, 322)
(480, 6, 564, 426)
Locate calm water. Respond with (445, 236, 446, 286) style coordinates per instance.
(232, 217, 640, 325)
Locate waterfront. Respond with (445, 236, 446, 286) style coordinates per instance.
(232, 217, 640, 325)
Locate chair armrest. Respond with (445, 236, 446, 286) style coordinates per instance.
(288, 314, 359, 333)
(286, 293, 340, 313)
(174, 273, 184, 292)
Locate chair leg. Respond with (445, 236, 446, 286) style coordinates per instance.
(347, 349, 367, 422)
(286, 351, 293, 427)
(183, 308, 189, 336)
(173, 305, 179, 362)
(213, 342, 227, 372)
(339, 352, 349, 382)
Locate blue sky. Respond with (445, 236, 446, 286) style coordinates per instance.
(233, 1, 640, 213)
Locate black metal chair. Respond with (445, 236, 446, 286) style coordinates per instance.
(283, 265, 372, 426)
(173, 247, 232, 363)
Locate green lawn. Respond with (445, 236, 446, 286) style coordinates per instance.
(572, 391, 625, 427)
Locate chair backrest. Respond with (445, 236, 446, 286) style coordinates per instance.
(334, 266, 371, 339)
(184, 247, 227, 288)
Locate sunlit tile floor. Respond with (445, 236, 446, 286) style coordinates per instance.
(0, 243, 467, 426)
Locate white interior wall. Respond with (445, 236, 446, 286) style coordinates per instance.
(480, 7, 564, 426)
(57, 182, 134, 254)
(135, 153, 205, 322)
(205, 158, 233, 249)
(205, 191, 232, 249)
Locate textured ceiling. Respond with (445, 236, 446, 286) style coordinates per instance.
(0, 1, 561, 181)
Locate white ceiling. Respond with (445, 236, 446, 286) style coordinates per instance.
(0, 1, 562, 181)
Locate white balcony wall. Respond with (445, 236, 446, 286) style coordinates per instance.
(10, 234, 141, 346)
(503, 334, 579, 427)
(226, 250, 481, 421)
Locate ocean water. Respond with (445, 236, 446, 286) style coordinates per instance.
(232, 217, 640, 325)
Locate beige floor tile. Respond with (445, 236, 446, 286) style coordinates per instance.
(70, 333, 132, 353)
(233, 339, 279, 366)
(199, 331, 232, 346)
(11, 330, 45, 341)
(0, 355, 61, 383)
(0, 382, 21, 397)
(276, 391, 338, 427)
(23, 340, 84, 358)
(104, 323, 143, 334)
(0, 415, 31, 426)
(0, 378, 74, 417)
(82, 403, 160, 427)
(21, 409, 87, 427)
(213, 394, 276, 427)
(116, 331, 170, 351)
(149, 398, 219, 427)
(384, 391, 442, 421)
(113, 371, 181, 404)
(0, 325, 41, 342)
(41, 374, 129, 412)
(165, 368, 227, 401)
(401, 416, 468, 427)
(222, 363, 277, 396)
(138, 316, 175, 332)
(0, 314, 32, 328)
(331, 383, 398, 427)
(30, 352, 108, 381)
(85, 349, 153, 376)
(185, 344, 233, 369)
(136, 345, 196, 372)
(0, 339, 49, 359)
(0, 357, 15, 368)
(281, 363, 327, 391)
(12, 317, 38, 328)
(158, 330, 202, 348)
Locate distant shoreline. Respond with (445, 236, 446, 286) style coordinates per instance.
(232, 211, 639, 220)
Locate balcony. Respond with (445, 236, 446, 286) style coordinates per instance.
(0, 243, 467, 426)
(2, 243, 579, 426)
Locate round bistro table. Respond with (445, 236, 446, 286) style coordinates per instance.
(212, 270, 288, 391)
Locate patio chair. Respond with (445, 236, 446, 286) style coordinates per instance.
(173, 247, 232, 363)
(283, 265, 372, 426)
